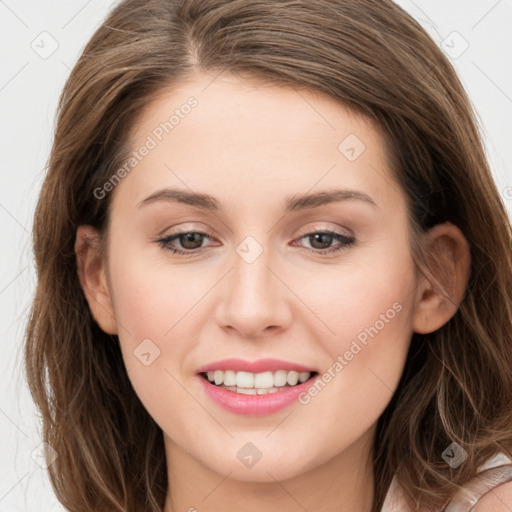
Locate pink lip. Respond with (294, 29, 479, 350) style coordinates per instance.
(198, 373, 319, 416)
(196, 358, 316, 374)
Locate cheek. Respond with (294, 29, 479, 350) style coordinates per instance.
(108, 241, 204, 338)
(304, 245, 414, 349)
(106, 248, 202, 392)
(296, 247, 415, 424)
(107, 260, 202, 437)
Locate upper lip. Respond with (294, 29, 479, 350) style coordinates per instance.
(196, 358, 317, 374)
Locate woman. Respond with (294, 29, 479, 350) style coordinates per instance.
(25, 0, 512, 510)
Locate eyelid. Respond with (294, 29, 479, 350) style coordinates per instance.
(157, 223, 216, 239)
(294, 223, 354, 239)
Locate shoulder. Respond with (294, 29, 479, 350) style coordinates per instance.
(471, 480, 512, 511)
(444, 451, 512, 512)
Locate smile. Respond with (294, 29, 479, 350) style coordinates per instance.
(196, 358, 319, 415)
(202, 370, 314, 394)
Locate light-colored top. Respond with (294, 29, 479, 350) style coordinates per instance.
(381, 451, 512, 511)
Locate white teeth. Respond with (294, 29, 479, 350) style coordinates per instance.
(223, 370, 236, 386)
(274, 370, 288, 387)
(299, 372, 310, 383)
(214, 370, 223, 385)
(287, 371, 299, 386)
(204, 369, 313, 391)
(236, 387, 256, 395)
(236, 371, 254, 388)
(254, 371, 274, 388)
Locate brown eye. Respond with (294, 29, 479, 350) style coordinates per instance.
(294, 230, 355, 256)
(308, 232, 335, 250)
(156, 231, 212, 255)
(177, 232, 205, 250)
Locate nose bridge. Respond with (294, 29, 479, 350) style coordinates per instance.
(217, 235, 290, 335)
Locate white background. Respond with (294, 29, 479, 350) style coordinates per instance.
(0, 0, 511, 510)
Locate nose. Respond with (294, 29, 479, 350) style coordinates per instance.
(214, 243, 293, 339)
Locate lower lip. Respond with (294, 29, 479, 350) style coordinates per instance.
(198, 374, 319, 416)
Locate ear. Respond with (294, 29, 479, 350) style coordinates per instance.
(75, 225, 118, 335)
(412, 223, 471, 334)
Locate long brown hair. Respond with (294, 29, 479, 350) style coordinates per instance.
(25, 1, 512, 511)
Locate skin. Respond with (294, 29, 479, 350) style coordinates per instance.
(76, 72, 470, 512)
(472, 485, 512, 512)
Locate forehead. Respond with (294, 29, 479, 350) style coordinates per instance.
(111, 72, 402, 216)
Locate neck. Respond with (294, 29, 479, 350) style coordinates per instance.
(163, 425, 375, 512)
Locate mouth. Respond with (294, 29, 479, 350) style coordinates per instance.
(198, 368, 320, 415)
(196, 358, 320, 415)
(199, 369, 319, 395)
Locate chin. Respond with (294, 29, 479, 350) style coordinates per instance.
(223, 462, 307, 483)
(201, 442, 315, 483)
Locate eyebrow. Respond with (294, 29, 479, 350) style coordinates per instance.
(137, 187, 378, 212)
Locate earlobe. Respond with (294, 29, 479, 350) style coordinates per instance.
(412, 223, 471, 335)
(75, 225, 118, 335)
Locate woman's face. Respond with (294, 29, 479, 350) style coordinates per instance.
(100, 72, 419, 482)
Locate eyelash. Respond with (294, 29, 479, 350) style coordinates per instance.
(156, 228, 355, 257)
